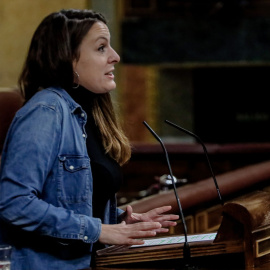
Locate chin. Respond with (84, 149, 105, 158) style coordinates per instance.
(105, 84, 117, 93)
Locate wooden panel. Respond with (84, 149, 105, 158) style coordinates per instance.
(195, 205, 223, 233)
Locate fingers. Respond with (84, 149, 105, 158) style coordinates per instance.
(161, 220, 178, 227)
(128, 238, 145, 245)
(125, 223, 160, 245)
(121, 205, 137, 224)
(154, 228, 169, 233)
(124, 221, 161, 242)
(147, 205, 173, 215)
(142, 212, 179, 225)
(129, 228, 156, 240)
(129, 221, 161, 232)
(99, 221, 162, 246)
(153, 214, 179, 224)
(126, 205, 133, 215)
(143, 206, 177, 220)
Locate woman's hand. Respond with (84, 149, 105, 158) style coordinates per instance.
(120, 205, 179, 233)
(99, 221, 161, 245)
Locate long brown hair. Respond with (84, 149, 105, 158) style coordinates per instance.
(18, 9, 131, 165)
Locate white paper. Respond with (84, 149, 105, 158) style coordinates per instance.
(130, 233, 217, 248)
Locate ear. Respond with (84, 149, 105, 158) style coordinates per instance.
(72, 60, 77, 71)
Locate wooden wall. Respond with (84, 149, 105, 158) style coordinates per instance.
(0, 0, 88, 88)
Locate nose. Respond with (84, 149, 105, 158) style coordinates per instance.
(109, 47, 120, 64)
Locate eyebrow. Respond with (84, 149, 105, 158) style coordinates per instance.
(95, 36, 110, 42)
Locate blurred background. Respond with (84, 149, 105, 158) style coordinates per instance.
(2, 0, 270, 143)
(1, 0, 270, 212)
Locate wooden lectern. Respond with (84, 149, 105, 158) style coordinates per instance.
(95, 190, 270, 269)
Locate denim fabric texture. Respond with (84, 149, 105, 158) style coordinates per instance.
(0, 87, 122, 270)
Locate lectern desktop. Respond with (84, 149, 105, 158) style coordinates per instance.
(95, 190, 270, 269)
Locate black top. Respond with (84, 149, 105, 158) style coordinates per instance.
(68, 87, 123, 222)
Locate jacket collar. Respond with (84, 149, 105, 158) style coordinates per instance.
(46, 87, 82, 114)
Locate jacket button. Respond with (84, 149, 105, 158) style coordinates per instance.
(83, 236, 88, 241)
(69, 165, 74, 170)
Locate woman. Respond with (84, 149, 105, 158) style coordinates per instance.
(0, 9, 178, 270)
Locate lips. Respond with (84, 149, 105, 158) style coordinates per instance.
(105, 71, 114, 79)
(105, 69, 113, 74)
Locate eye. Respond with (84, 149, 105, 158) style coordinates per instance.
(98, 45, 105, 52)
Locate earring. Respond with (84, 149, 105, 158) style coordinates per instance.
(73, 71, 80, 89)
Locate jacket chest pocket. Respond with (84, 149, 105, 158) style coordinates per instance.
(57, 155, 91, 204)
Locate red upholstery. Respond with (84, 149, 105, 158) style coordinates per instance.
(0, 89, 24, 154)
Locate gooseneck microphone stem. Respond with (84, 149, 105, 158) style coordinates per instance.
(143, 121, 190, 265)
(165, 120, 224, 206)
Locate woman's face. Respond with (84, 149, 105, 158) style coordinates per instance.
(73, 22, 120, 93)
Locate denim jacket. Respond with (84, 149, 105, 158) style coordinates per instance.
(0, 87, 123, 270)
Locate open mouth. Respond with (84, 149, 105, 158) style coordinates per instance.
(105, 71, 114, 79)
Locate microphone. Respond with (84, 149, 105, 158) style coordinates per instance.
(143, 121, 191, 266)
(165, 120, 224, 206)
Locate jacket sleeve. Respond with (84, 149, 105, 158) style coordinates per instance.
(0, 102, 101, 244)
